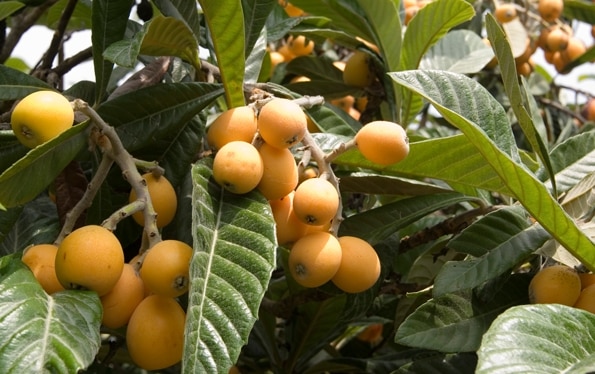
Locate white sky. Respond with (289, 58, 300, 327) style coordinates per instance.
(10, 22, 595, 102)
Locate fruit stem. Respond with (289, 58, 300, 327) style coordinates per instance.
(71, 99, 162, 248)
(54, 151, 114, 245)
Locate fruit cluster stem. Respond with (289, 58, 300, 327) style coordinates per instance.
(70, 99, 162, 249)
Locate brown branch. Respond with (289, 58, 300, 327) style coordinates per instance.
(53, 46, 93, 77)
(38, 0, 78, 70)
(0, 1, 60, 63)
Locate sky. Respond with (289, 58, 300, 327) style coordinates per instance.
(10, 21, 595, 103)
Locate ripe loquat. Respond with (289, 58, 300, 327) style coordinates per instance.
(206, 106, 257, 150)
(11, 90, 74, 148)
(212, 141, 264, 194)
(100, 263, 145, 329)
(528, 264, 581, 306)
(22, 244, 65, 294)
(343, 51, 375, 88)
(288, 231, 342, 288)
(355, 121, 409, 165)
(574, 284, 595, 314)
(287, 35, 315, 56)
(140, 240, 193, 298)
(129, 172, 177, 228)
(269, 191, 310, 246)
(55, 225, 124, 296)
(537, 0, 564, 23)
(257, 98, 307, 149)
(126, 295, 185, 370)
(257, 142, 299, 200)
(494, 4, 517, 23)
(293, 178, 339, 226)
(331, 236, 381, 293)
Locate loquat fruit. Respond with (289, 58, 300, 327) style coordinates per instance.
(288, 231, 342, 288)
(528, 264, 581, 306)
(355, 121, 409, 165)
(22, 244, 65, 294)
(100, 263, 145, 329)
(331, 236, 381, 293)
(494, 4, 517, 23)
(129, 172, 177, 228)
(343, 50, 375, 88)
(206, 106, 258, 150)
(293, 178, 339, 226)
(140, 240, 193, 298)
(537, 0, 564, 23)
(269, 191, 310, 246)
(257, 98, 307, 149)
(287, 35, 315, 56)
(212, 141, 264, 194)
(257, 142, 299, 200)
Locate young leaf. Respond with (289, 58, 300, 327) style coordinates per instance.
(199, 0, 246, 107)
(104, 15, 201, 70)
(391, 70, 595, 271)
(420, 30, 495, 74)
(184, 159, 276, 374)
(477, 304, 595, 374)
(92, 0, 135, 103)
(0, 256, 101, 372)
(153, 0, 202, 39)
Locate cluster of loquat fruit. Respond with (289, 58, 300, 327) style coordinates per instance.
(12, 90, 191, 371)
(528, 264, 595, 314)
(206, 95, 409, 294)
(490, 0, 593, 77)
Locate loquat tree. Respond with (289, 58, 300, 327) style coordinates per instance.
(1, 0, 595, 373)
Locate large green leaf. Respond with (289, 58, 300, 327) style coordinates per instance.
(199, 0, 246, 107)
(485, 15, 555, 192)
(477, 304, 595, 374)
(0, 256, 101, 372)
(399, 0, 475, 123)
(0, 121, 90, 209)
(0, 66, 53, 100)
(563, 0, 595, 24)
(395, 274, 530, 353)
(91, 0, 135, 103)
(434, 222, 551, 297)
(421, 30, 494, 74)
(338, 192, 478, 245)
(390, 70, 595, 270)
(242, 0, 275, 57)
(334, 134, 513, 196)
(184, 159, 276, 374)
(104, 15, 201, 70)
(153, 0, 202, 39)
(96, 82, 224, 187)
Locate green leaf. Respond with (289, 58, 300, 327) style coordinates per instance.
(104, 15, 201, 70)
(92, 0, 135, 103)
(399, 0, 475, 123)
(96, 82, 224, 187)
(486, 15, 555, 193)
(184, 159, 276, 374)
(477, 304, 595, 374)
(334, 134, 513, 196)
(0, 256, 101, 372)
(338, 192, 478, 245)
(0, 2, 25, 22)
(563, 0, 595, 24)
(356, 0, 400, 72)
(434, 223, 551, 297)
(447, 206, 531, 258)
(540, 131, 595, 194)
(153, 0, 202, 39)
(337, 172, 453, 196)
(390, 70, 595, 271)
(0, 66, 53, 100)
(421, 30, 494, 74)
(199, 0, 246, 107)
(0, 122, 90, 209)
(242, 0, 275, 58)
(395, 275, 530, 353)
(289, 0, 375, 44)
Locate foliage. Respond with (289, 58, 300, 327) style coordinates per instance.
(0, 0, 594, 373)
